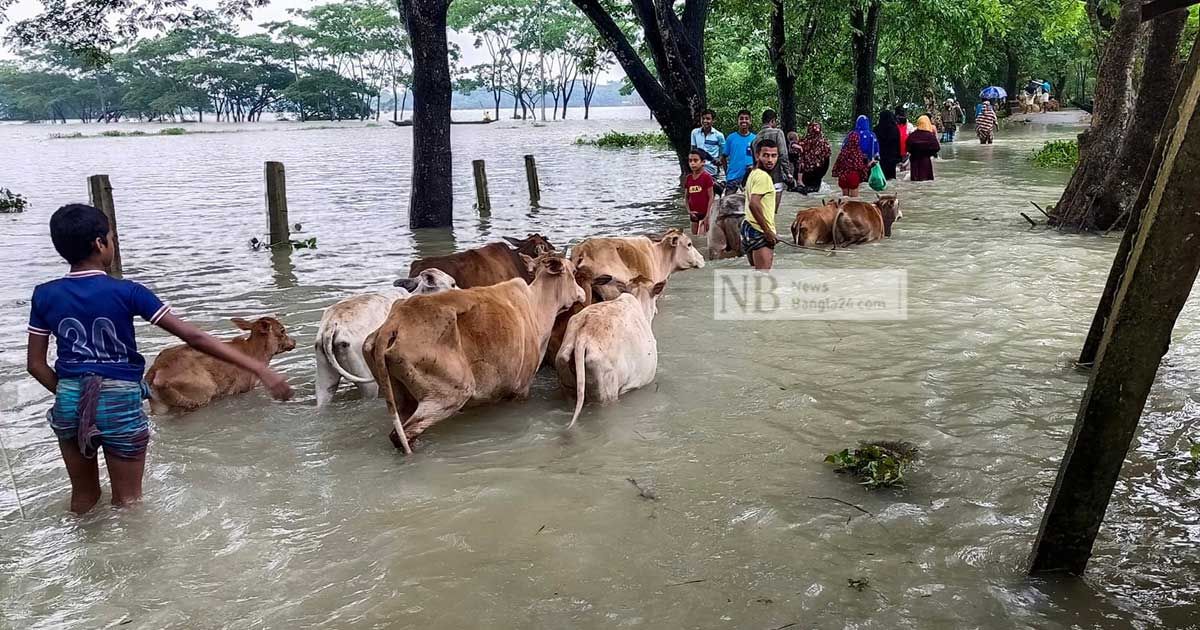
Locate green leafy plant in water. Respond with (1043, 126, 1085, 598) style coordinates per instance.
(159, 127, 187, 135)
(99, 129, 147, 137)
(1183, 438, 1200, 476)
(1, 188, 28, 213)
(1030, 140, 1079, 168)
(575, 130, 670, 149)
(825, 440, 919, 488)
(49, 132, 85, 139)
(286, 237, 318, 250)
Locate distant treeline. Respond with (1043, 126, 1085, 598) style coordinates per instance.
(0, 0, 618, 124)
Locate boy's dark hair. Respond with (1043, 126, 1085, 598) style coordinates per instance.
(762, 109, 777, 124)
(756, 138, 779, 152)
(700, 108, 716, 119)
(50, 204, 110, 264)
(737, 109, 752, 118)
(688, 148, 705, 160)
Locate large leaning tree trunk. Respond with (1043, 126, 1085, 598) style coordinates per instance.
(571, 0, 709, 172)
(1078, 27, 1200, 366)
(850, 0, 881, 120)
(770, 0, 797, 133)
(1085, 11, 1189, 230)
(1049, 0, 1142, 230)
(401, 0, 455, 229)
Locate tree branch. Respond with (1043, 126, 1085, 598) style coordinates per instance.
(569, 0, 671, 112)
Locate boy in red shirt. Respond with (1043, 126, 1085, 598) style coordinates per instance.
(683, 149, 714, 235)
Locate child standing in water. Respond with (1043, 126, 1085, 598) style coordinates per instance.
(833, 131, 869, 197)
(683, 149, 714, 235)
(26, 204, 293, 514)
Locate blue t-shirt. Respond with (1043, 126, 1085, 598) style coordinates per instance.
(725, 130, 756, 184)
(690, 128, 726, 176)
(27, 270, 169, 382)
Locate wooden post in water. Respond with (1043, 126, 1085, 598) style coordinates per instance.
(1029, 40, 1200, 575)
(524, 154, 541, 207)
(264, 161, 290, 246)
(472, 159, 491, 214)
(87, 174, 122, 277)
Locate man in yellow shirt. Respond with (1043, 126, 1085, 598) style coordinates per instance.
(741, 139, 780, 270)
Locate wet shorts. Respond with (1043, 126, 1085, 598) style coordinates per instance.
(740, 220, 775, 254)
(689, 210, 709, 223)
(48, 376, 150, 460)
(838, 171, 863, 190)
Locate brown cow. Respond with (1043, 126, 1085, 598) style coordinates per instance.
(833, 196, 901, 245)
(147, 317, 296, 414)
(791, 195, 900, 247)
(369, 254, 585, 453)
(570, 228, 705, 284)
(406, 233, 554, 289)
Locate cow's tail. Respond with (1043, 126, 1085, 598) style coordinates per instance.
(322, 323, 374, 383)
(567, 344, 586, 430)
(832, 207, 845, 250)
(373, 329, 412, 455)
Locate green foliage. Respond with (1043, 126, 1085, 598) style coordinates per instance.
(1031, 139, 1079, 168)
(825, 441, 919, 488)
(0, 188, 29, 213)
(159, 127, 186, 135)
(575, 131, 670, 148)
(99, 129, 146, 136)
(286, 237, 318, 250)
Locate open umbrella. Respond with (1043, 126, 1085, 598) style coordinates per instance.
(980, 86, 1007, 101)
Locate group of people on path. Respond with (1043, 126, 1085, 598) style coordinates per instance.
(683, 98, 1003, 271)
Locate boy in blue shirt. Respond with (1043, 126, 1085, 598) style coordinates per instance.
(26, 204, 293, 514)
(690, 108, 725, 178)
(724, 109, 757, 190)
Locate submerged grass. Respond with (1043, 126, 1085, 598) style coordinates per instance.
(825, 440, 919, 488)
(1030, 139, 1079, 168)
(1, 187, 28, 213)
(575, 130, 671, 149)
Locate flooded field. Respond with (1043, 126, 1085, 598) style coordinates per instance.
(1, 107, 1198, 629)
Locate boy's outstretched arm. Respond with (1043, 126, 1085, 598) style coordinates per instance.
(155, 313, 293, 401)
(26, 333, 57, 394)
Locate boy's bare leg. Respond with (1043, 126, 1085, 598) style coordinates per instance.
(105, 451, 145, 507)
(752, 247, 774, 271)
(691, 221, 700, 235)
(58, 441, 101, 514)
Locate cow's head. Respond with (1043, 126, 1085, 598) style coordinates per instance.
(526, 254, 586, 313)
(232, 316, 296, 355)
(505, 233, 556, 257)
(394, 268, 458, 294)
(875, 194, 901, 237)
(626, 275, 667, 322)
(656, 228, 705, 272)
(575, 267, 625, 306)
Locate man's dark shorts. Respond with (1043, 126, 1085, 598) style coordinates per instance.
(740, 220, 775, 259)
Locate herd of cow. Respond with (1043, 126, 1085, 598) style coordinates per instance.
(144, 193, 903, 454)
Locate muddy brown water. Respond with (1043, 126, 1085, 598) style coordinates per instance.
(1, 108, 1198, 629)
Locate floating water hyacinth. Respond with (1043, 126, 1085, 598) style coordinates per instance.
(825, 440, 919, 488)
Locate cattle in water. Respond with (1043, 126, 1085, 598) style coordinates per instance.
(706, 193, 745, 260)
(367, 254, 586, 453)
(314, 268, 457, 406)
(407, 234, 555, 289)
(147, 317, 296, 414)
(555, 276, 665, 428)
(570, 228, 706, 284)
(790, 195, 900, 247)
(544, 267, 626, 363)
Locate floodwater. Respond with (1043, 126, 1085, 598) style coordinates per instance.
(2, 107, 1199, 629)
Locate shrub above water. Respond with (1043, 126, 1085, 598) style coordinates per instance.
(575, 131, 670, 149)
(159, 127, 187, 135)
(1, 188, 28, 213)
(825, 440, 919, 488)
(1031, 140, 1079, 168)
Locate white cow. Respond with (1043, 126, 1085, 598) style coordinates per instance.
(315, 268, 456, 406)
(555, 277, 666, 428)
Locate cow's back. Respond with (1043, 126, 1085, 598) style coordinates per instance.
(410, 243, 526, 289)
(572, 237, 658, 283)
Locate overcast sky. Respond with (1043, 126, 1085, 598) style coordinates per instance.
(0, 0, 625, 81)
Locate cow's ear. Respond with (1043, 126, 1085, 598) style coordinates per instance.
(592, 274, 614, 286)
(545, 257, 565, 274)
(503, 236, 523, 247)
(231, 317, 253, 331)
(665, 234, 680, 247)
(520, 253, 536, 273)
(652, 281, 667, 297)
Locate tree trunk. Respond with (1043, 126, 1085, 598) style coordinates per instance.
(1004, 45, 1020, 114)
(1085, 11, 1189, 231)
(1078, 27, 1200, 366)
(850, 0, 881, 120)
(571, 0, 709, 172)
(1050, 0, 1142, 230)
(770, 0, 797, 133)
(401, 0, 454, 229)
